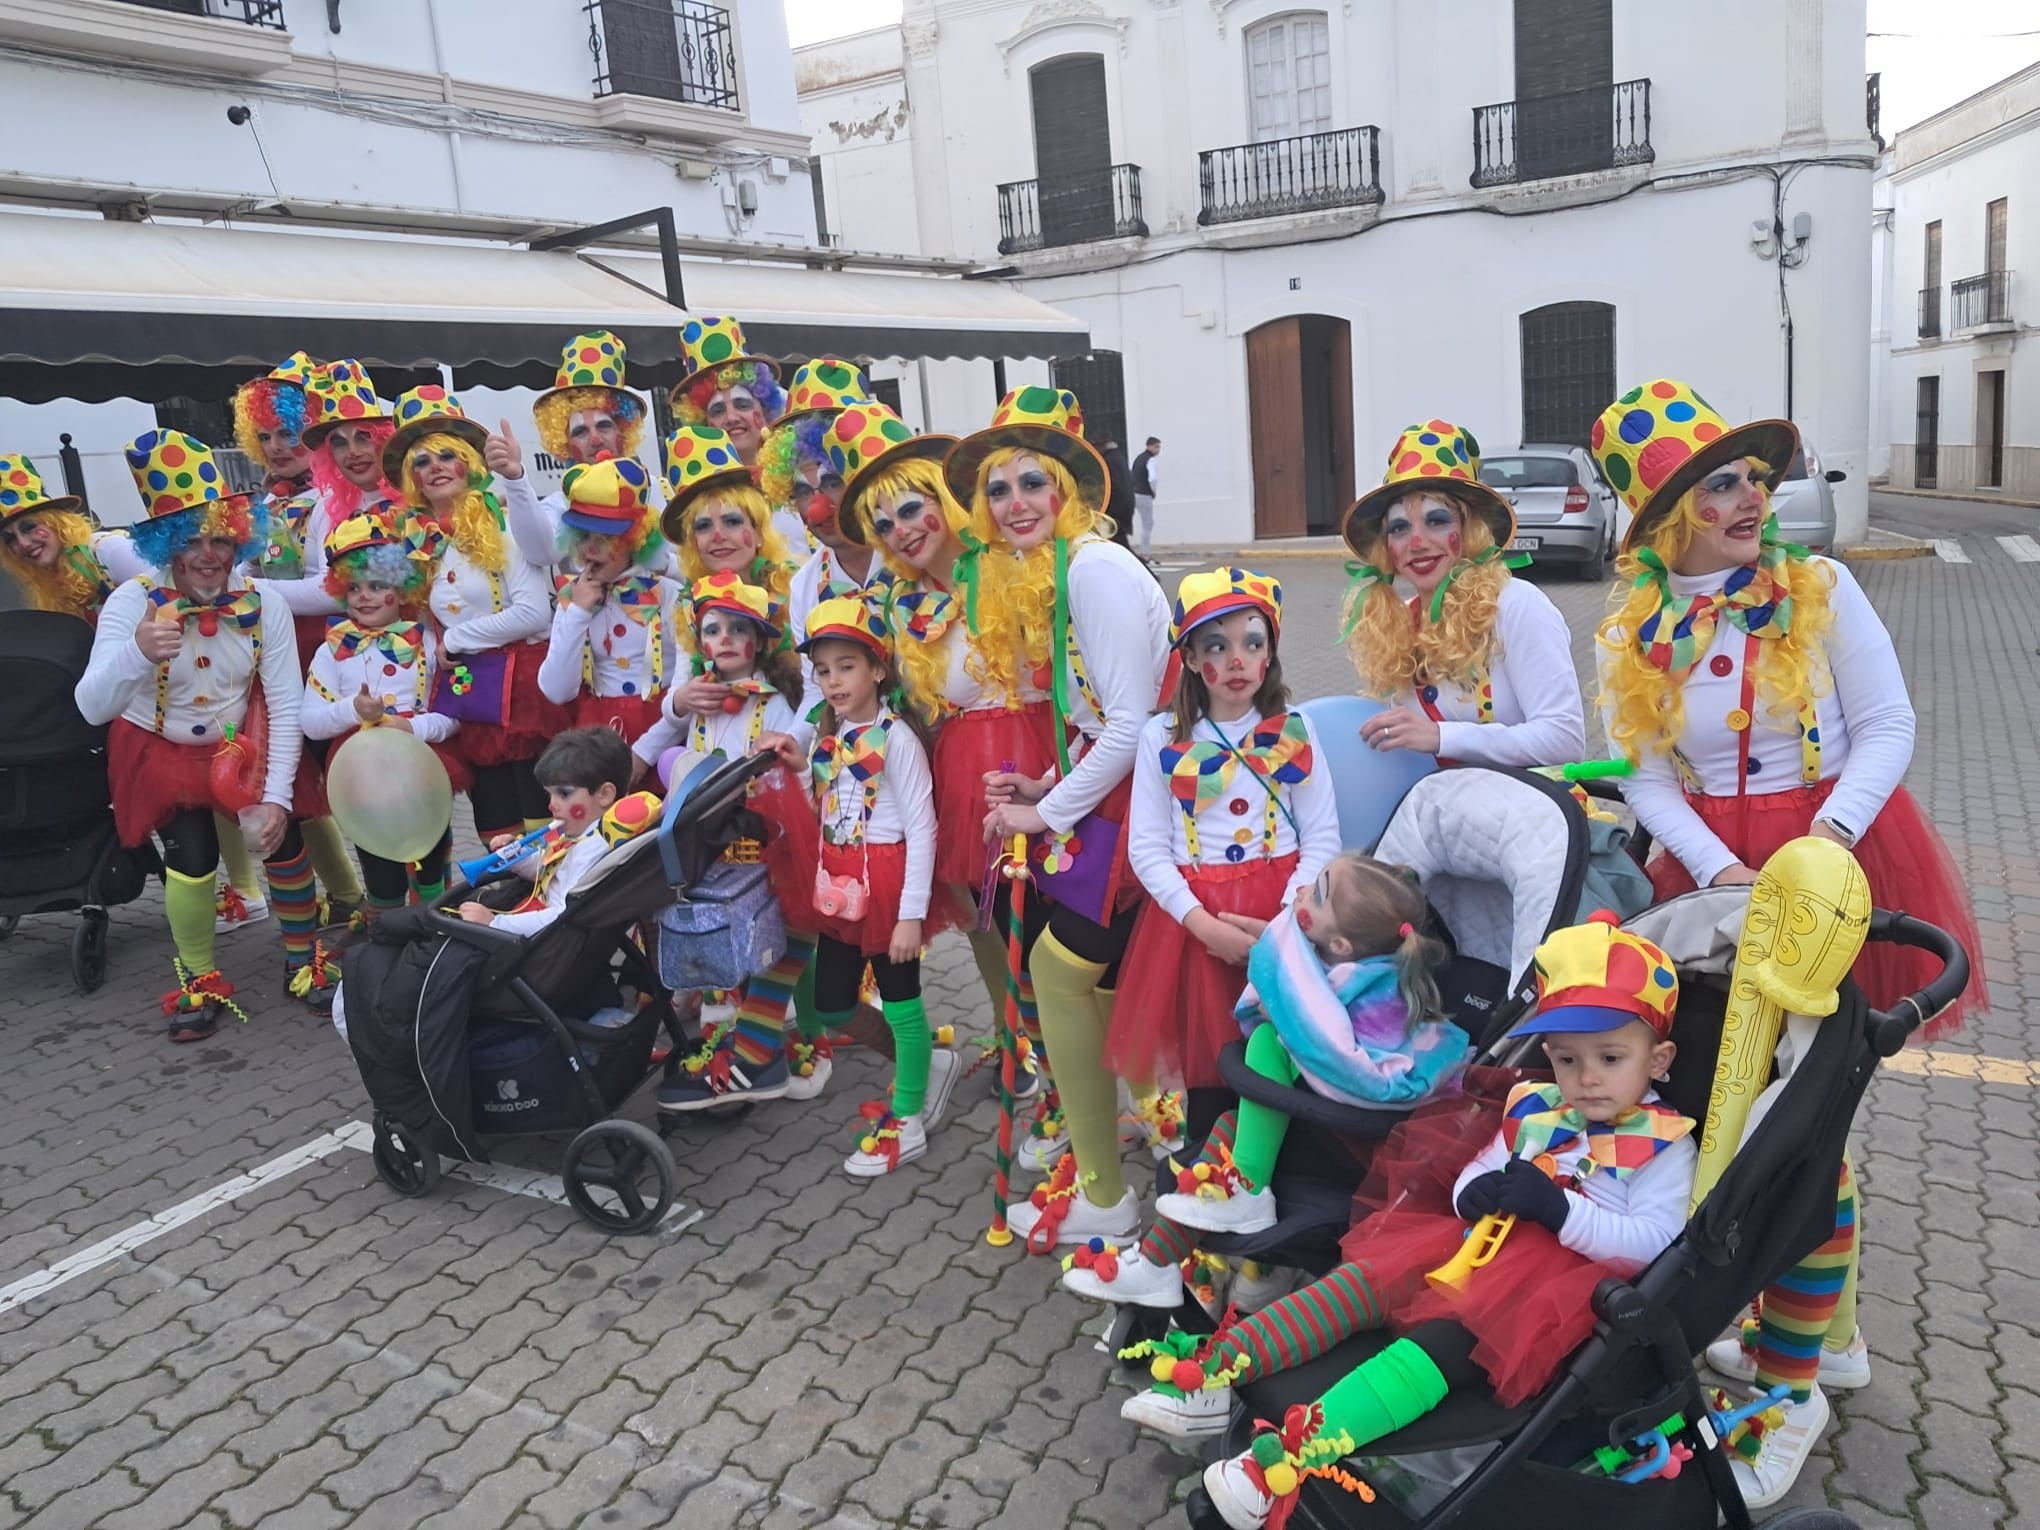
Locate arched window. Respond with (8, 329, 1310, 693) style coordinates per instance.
(1244, 13, 1331, 143)
(1520, 302, 1615, 447)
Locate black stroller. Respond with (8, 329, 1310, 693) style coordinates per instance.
(0, 609, 159, 990)
(343, 752, 772, 1234)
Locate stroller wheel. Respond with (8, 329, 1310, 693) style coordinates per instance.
(71, 909, 109, 992)
(371, 1113, 442, 1199)
(0, 914, 17, 940)
(562, 1120, 676, 1234)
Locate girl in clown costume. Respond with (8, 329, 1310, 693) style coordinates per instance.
(505, 329, 654, 570)
(0, 453, 151, 618)
(668, 316, 807, 554)
(75, 431, 337, 1035)
(661, 424, 800, 608)
(1340, 421, 1585, 768)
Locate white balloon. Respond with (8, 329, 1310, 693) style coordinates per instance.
(327, 727, 453, 863)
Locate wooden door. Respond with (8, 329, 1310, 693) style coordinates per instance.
(1326, 319, 1355, 521)
(1031, 56, 1113, 246)
(1247, 319, 1306, 539)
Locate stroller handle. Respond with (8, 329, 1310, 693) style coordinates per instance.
(1866, 908, 1970, 1056)
(1215, 1038, 1418, 1140)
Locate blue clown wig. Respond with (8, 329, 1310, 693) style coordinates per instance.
(128, 498, 271, 571)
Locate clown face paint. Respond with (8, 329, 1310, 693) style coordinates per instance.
(543, 780, 616, 838)
(984, 452, 1059, 552)
(698, 609, 760, 678)
(1675, 461, 1768, 575)
(565, 409, 621, 464)
(1189, 610, 1272, 721)
(173, 535, 240, 601)
(0, 513, 61, 568)
(792, 458, 848, 530)
(346, 580, 402, 628)
(689, 496, 759, 572)
(409, 445, 468, 506)
(868, 485, 950, 573)
(577, 532, 631, 583)
(707, 386, 766, 459)
(1381, 493, 1464, 598)
(329, 424, 387, 489)
(257, 427, 312, 480)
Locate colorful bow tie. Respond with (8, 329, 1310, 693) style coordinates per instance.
(1501, 1080, 1693, 1181)
(147, 585, 262, 638)
(1633, 517, 1808, 683)
(890, 584, 960, 644)
(812, 718, 890, 789)
(327, 618, 422, 667)
(1160, 712, 1313, 812)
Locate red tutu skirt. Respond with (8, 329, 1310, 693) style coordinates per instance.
(932, 702, 1059, 892)
(573, 691, 667, 746)
(808, 838, 956, 956)
(1647, 782, 1985, 1040)
(744, 761, 823, 930)
(326, 724, 474, 797)
(1104, 853, 1298, 1090)
(455, 641, 574, 768)
(110, 721, 223, 846)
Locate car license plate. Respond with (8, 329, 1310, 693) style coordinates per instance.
(1508, 536, 1541, 551)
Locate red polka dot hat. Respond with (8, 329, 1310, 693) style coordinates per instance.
(1339, 420, 1515, 557)
(533, 330, 647, 428)
(299, 358, 393, 448)
(1591, 380, 1796, 553)
(822, 401, 955, 546)
(941, 385, 1107, 510)
(657, 425, 753, 542)
(123, 430, 254, 523)
(379, 385, 490, 488)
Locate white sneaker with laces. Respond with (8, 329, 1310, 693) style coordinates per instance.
(1202, 1454, 1274, 1530)
(1727, 1385, 1830, 1511)
(1156, 1183, 1278, 1236)
(1229, 1260, 1296, 1314)
(1121, 1382, 1231, 1438)
(1060, 1247, 1183, 1308)
(784, 1040, 834, 1102)
(1006, 1185, 1139, 1246)
(215, 889, 269, 933)
(922, 1046, 963, 1129)
(1706, 1328, 1871, 1391)
(844, 1112, 926, 1178)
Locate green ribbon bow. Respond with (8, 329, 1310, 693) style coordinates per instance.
(954, 530, 988, 637)
(1426, 546, 1532, 623)
(1338, 560, 1396, 639)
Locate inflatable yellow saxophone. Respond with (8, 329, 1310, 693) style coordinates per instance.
(1689, 836, 1871, 1214)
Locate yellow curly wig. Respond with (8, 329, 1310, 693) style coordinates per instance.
(399, 434, 506, 574)
(852, 455, 997, 716)
(1, 510, 102, 617)
(673, 481, 796, 604)
(530, 389, 645, 464)
(1343, 501, 1511, 699)
(1597, 466, 1836, 762)
(965, 448, 1104, 708)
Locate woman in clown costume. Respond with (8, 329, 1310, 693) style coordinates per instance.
(505, 329, 654, 571)
(74, 431, 336, 1036)
(286, 360, 405, 609)
(667, 316, 806, 553)
(1339, 421, 1585, 768)
(0, 453, 150, 618)
(1592, 378, 1987, 1507)
(954, 387, 1174, 1249)
(660, 424, 800, 609)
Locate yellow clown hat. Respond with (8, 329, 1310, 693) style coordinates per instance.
(299, 358, 393, 448)
(561, 457, 657, 537)
(1339, 419, 1515, 558)
(1511, 914, 1679, 1042)
(124, 430, 254, 523)
(690, 569, 781, 638)
(533, 330, 648, 427)
(825, 401, 955, 544)
(1592, 380, 1798, 553)
(379, 385, 490, 487)
(659, 425, 753, 535)
(234, 350, 319, 457)
(780, 357, 871, 425)
(943, 385, 1108, 510)
(1171, 567, 1282, 647)
(798, 594, 890, 659)
(324, 507, 412, 565)
(671, 315, 777, 405)
(0, 453, 81, 525)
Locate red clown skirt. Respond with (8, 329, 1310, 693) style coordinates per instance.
(1104, 853, 1299, 1090)
(108, 720, 330, 844)
(1647, 781, 1986, 1039)
(931, 702, 1059, 892)
(807, 838, 958, 956)
(454, 640, 575, 768)
(573, 691, 667, 747)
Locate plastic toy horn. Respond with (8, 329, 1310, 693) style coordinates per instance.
(455, 822, 556, 888)
(1425, 1152, 1557, 1296)
(326, 725, 454, 865)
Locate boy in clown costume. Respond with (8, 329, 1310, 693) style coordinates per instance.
(74, 432, 338, 1036)
(667, 316, 804, 553)
(505, 329, 654, 571)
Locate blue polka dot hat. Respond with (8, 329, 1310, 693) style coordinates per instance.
(1591, 380, 1797, 553)
(0, 454, 81, 526)
(1339, 419, 1515, 557)
(658, 425, 753, 536)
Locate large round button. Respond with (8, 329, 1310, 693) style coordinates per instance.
(1233, 828, 1254, 845)
(1228, 798, 1250, 816)
(1710, 654, 1734, 677)
(1725, 708, 1751, 732)
(1745, 756, 1763, 775)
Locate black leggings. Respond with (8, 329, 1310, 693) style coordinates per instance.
(358, 832, 453, 904)
(469, 760, 547, 835)
(159, 807, 304, 878)
(813, 934, 920, 1010)
(1000, 879, 1141, 988)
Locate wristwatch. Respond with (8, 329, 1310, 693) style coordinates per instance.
(1815, 816, 1858, 849)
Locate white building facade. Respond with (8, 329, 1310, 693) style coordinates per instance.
(800, 0, 1880, 546)
(1875, 63, 2037, 502)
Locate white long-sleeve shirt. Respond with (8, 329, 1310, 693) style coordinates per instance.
(1128, 708, 1343, 924)
(430, 538, 552, 655)
(84, 532, 152, 600)
(76, 576, 304, 811)
(1450, 1095, 1697, 1271)
(1039, 537, 1172, 835)
(631, 679, 813, 768)
(536, 576, 683, 704)
(490, 829, 610, 938)
(817, 710, 936, 922)
(1394, 577, 1586, 768)
(1609, 557, 1914, 888)
(301, 621, 457, 744)
(502, 475, 564, 572)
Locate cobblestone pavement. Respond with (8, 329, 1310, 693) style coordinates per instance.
(2, 505, 2035, 1529)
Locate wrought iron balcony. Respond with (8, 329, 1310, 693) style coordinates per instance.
(1471, 78, 1653, 188)
(997, 165, 1148, 255)
(585, 0, 740, 112)
(1867, 71, 1883, 149)
(117, 0, 285, 24)
(1198, 126, 1383, 226)
(1919, 285, 1941, 338)
(1950, 270, 2013, 330)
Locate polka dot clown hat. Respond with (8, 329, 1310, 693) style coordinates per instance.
(1510, 913, 1679, 1041)
(324, 507, 411, 566)
(299, 358, 393, 448)
(780, 357, 872, 426)
(560, 457, 657, 537)
(533, 330, 647, 426)
(1171, 567, 1283, 647)
(124, 430, 253, 523)
(824, 401, 955, 545)
(0, 454, 81, 526)
(798, 594, 890, 660)
(689, 569, 781, 639)
(672, 316, 777, 400)
(1340, 420, 1515, 558)
(658, 425, 753, 535)
(942, 386, 1108, 512)
(379, 385, 490, 488)
(1592, 380, 1798, 553)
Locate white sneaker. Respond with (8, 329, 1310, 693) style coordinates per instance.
(1018, 1102, 1069, 1172)
(1706, 1328, 1871, 1391)
(1124, 1086, 1186, 1160)
(215, 887, 268, 933)
(1727, 1385, 1830, 1511)
(1122, 1382, 1231, 1438)
(1156, 1184, 1278, 1236)
(784, 1039, 834, 1102)
(1230, 1260, 1296, 1314)
(1007, 1185, 1139, 1247)
(1202, 1454, 1274, 1530)
(1061, 1247, 1183, 1308)
(922, 1046, 963, 1129)
(844, 1111, 926, 1178)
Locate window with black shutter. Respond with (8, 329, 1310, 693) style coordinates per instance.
(1513, 0, 1613, 180)
(1050, 351, 1127, 465)
(1519, 302, 1615, 447)
(1030, 56, 1114, 245)
(1915, 376, 1940, 488)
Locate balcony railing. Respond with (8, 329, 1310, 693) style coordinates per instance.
(585, 0, 740, 112)
(1951, 270, 2013, 330)
(1198, 126, 1383, 225)
(997, 165, 1147, 255)
(1471, 78, 1653, 188)
(117, 0, 285, 24)
(1919, 285, 1941, 338)
(1867, 71, 1883, 149)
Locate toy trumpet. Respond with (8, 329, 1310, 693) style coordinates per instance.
(1425, 1153, 1557, 1296)
(1533, 758, 1635, 783)
(455, 822, 556, 887)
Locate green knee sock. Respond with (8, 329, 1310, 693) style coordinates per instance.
(164, 867, 219, 973)
(213, 814, 262, 898)
(1314, 1336, 1452, 1450)
(301, 816, 363, 906)
(883, 997, 932, 1116)
(1234, 1024, 1300, 1191)
(1029, 929, 1124, 1207)
(789, 946, 826, 1042)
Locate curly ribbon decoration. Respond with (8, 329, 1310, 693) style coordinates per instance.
(1338, 560, 1396, 639)
(1426, 545, 1532, 623)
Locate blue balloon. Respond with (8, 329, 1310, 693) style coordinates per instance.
(1294, 695, 1438, 852)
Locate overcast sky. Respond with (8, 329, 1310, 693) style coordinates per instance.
(782, 0, 2040, 137)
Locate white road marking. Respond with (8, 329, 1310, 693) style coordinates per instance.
(1998, 535, 2040, 563)
(1933, 539, 1972, 564)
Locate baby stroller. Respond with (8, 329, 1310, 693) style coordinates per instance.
(1185, 885, 1968, 1530)
(343, 751, 773, 1234)
(0, 609, 159, 990)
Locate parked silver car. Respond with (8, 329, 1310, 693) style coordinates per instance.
(1475, 445, 1620, 580)
(1770, 440, 1843, 555)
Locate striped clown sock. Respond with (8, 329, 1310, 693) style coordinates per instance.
(1139, 1110, 1240, 1268)
(729, 934, 815, 1067)
(1211, 1259, 1388, 1379)
(1754, 1159, 1859, 1402)
(264, 844, 319, 967)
